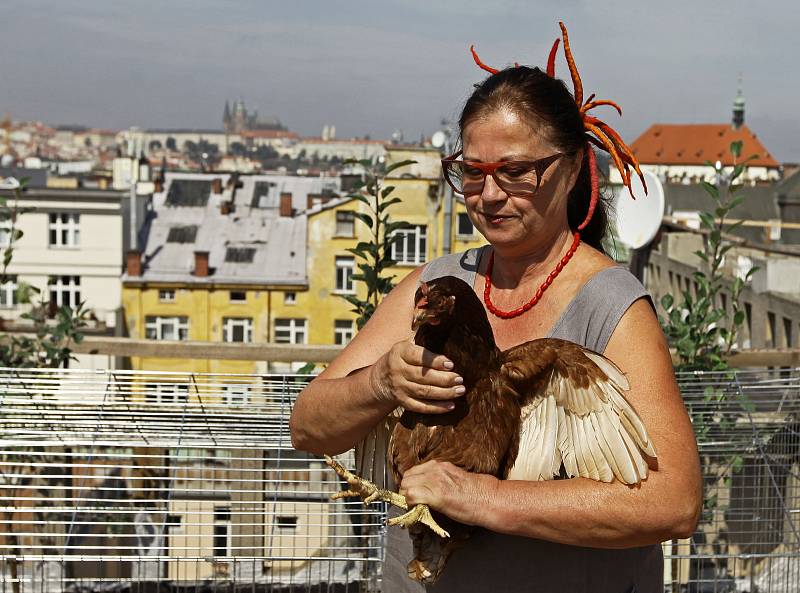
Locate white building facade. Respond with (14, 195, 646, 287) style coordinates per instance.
(0, 187, 145, 368)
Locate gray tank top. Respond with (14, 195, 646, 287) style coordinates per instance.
(383, 246, 662, 593)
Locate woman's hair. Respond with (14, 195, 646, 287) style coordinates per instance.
(458, 66, 609, 251)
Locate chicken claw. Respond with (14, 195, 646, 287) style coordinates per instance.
(324, 455, 450, 538)
(387, 503, 449, 538)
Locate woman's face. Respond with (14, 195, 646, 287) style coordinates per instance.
(461, 107, 581, 252)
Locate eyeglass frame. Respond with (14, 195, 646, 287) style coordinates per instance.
(440, 150, 565, 197)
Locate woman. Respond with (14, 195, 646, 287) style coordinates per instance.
(291, 23, 701, 593)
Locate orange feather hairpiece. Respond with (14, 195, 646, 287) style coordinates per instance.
(470, 22, 647, 230)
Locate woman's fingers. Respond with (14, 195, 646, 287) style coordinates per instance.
(400, 342, 455, 372)
(398, 343, 462, 386)
(372, 341, 465, 413)
(398, 396, 459, 414)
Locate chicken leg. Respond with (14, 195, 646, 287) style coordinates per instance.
(325, 456, 450, 538)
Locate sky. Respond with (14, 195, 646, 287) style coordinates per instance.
(1, 0, 799, 162)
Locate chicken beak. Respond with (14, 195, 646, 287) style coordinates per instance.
(412, 306, 441, 331)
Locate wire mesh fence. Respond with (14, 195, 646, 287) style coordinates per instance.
(669, 367, 800, 593)
(0, 366, 798, 592)
(0, 369, 383, 593)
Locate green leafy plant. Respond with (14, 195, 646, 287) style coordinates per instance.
(340, 158, 416, 329)
(659, 142, 759, 555)
(660, 140, 758, 373)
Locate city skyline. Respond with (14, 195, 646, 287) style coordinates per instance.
(1, 0, 799, 161)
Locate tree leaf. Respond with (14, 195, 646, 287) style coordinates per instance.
(384, 159, 417, 175)
(699, 212, 716, 230)
(353, 212, 373, 229)
(378, 196, 403, 212)
(701, 181, 719, 199)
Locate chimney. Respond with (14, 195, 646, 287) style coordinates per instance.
(279, 192, 293, 217)
(193, 251, 210, 277)
(221, 201, 232, 215)
(126, 250, 142, 277)
(212, 178, 223, 194)
(306, 194, 314, 210)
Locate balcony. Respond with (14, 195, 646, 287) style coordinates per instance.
(0, 363, 799, 592)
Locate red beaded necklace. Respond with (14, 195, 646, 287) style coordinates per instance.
(483, 231, 581, 319)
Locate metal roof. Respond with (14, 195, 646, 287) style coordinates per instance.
(129, 172, 341, 286)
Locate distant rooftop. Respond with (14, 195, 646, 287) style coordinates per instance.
(129, 172, 342, 286)
(631, 124, 780, 168)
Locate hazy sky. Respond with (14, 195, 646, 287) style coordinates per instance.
(1, 0, 799, 161)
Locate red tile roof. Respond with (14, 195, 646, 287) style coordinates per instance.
(630, 124, 780, 168)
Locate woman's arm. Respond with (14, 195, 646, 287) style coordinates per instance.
(290, 267, 465, 456)
(400, 298, 703, 547)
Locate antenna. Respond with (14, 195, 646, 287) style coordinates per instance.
(612, 170, 664, 250)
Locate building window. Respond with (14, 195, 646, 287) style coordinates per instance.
(334, 319, 354, 345)
(225, 247, 256, 263)
(145, 316, 189, 340)
(276, 516, 298, 530)
(391, 225, 427, 265)
(335, 211, 355, 237)
(166, 225, 198, 244)
(274, 318, 307, 344)
(229, 290, 247, 303)
(223, 317, 253, 343)
(0, 276, 17, 307)
(144, 383, 189, 404)
(48, 213, 80, 248)
(159, 289, 176, 302)
(48, 275, 81, 308)
(284, 291, 296, 305)
(0, 216, 12, 247)
(213, 507, 231, 558)
(335, 256, 355, 294)
(456, 213, 475, 237)
(223, 385, 250, 405)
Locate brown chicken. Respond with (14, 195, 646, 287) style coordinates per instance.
(327, 275, 657, 583)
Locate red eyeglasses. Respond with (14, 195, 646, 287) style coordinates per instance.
(441, 151, 564, 197)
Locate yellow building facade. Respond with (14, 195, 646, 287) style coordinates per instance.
(123, 149, 486, 374)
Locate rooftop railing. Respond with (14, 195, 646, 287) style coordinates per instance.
(0, 367, 799, 592)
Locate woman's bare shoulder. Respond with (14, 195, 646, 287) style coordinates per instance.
(318, 266, 423, 380)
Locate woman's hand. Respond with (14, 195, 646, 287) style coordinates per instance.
(399, 460, 499, 526)
(369, 340, 465, 414)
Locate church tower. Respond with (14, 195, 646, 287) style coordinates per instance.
(732, 76, 745, 129)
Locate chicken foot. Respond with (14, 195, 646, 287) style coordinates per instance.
(324, 455, 450, 538)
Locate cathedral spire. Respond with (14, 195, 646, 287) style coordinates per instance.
(223, 100, 232, 131)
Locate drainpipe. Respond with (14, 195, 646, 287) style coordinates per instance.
(442, 184, 453, 255)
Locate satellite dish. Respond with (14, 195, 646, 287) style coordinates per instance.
(612, 170, 664, 249)
(0, 177, 20, 190)
(431, 130, 447, 149)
